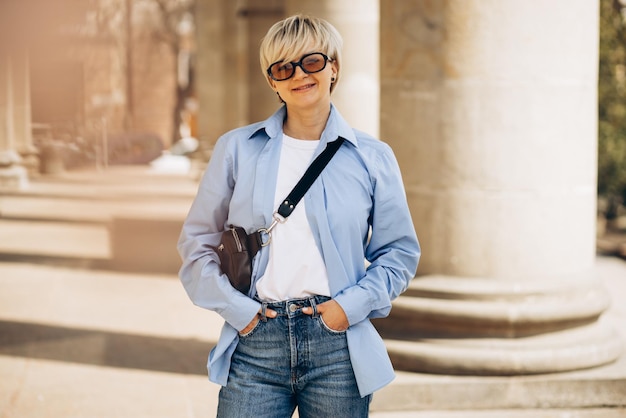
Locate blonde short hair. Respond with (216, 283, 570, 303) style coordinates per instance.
(259, 14, 343, 93)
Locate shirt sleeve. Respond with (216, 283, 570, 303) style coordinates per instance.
(333, 144, 421, 326)
(177, 136, 260, 331)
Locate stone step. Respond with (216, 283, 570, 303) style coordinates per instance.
(371, 360, 626, 412)
(369, 409, 626, 417)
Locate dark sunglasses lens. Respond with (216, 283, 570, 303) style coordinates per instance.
(270, 62, 294, 81)
(302, 54, 327, 73)
(269, 53, 328, 81)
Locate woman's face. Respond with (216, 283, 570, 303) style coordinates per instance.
(268, 49, 337, 111)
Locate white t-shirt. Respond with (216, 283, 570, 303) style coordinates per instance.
(255, 134, 331, 302)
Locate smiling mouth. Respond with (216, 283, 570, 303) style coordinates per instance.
(292, 83, 316, 92)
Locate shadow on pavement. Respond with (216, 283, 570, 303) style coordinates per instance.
(0, 320, 214, 376)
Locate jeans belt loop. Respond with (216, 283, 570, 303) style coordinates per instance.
(260, 302, 268, 322)
(309, 297, 319, 318)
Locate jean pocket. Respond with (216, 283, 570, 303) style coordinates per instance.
(317, 316, 347, 335)
(238, 316, 263, 338)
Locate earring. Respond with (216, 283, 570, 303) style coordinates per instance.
(331, 76, 336, 83)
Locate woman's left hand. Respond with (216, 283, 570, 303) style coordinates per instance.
(302, 299, 349, 332)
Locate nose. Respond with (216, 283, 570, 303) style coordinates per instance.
(292, 64, 308, 79)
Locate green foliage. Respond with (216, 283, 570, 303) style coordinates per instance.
(599, 0, 626, 219)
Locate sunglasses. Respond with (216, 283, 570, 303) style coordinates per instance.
(267, 52, 332, 81)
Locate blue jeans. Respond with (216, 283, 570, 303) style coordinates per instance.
(216, 296, 371, 418)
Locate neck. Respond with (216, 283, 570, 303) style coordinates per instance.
(283, 104, 331, 140)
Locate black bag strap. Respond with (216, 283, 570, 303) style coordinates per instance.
(247, 137, 345, 254)
(277, 137, 345, 218)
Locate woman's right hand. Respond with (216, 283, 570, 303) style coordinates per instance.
(239, 308, 277, 334)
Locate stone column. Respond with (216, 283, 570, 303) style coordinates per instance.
(378, 0, 623, 374)
(194, 0, 248, 146)
(285, 0, 379, 137)
(241, 0, 285, 123)
(0, 53, 28, 189)
(11, 51, 38, 175)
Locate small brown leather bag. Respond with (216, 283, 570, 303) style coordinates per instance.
(214, 226, 262, 294)
(213, 138, 345, 294)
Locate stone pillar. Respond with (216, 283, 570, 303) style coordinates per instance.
(0, 53, 28, 189)
(241, 0, 285, 123)
(195, 0, 248, 146)
(11, 51, 38, 175)
(285, 0, 379, 137)
(379, 0, 623, 374)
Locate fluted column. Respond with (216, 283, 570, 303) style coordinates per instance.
(285, 0, 379, 137)
(0, 53, 28, 189)
(379, 0, 623, 374)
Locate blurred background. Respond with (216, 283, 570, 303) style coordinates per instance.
(1, 1, 626, 417)
(599, 0, 626, 245)
(1, 0, 199, 173)
(0, 0, 625, 238)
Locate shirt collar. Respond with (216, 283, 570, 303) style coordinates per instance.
(247, 103, 358, 147)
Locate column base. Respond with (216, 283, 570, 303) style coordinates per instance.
(0, 164, 28, 189)
(19, 145, 41, 177)
(385, 319, 622, 375)
(375, 264, 624, 375)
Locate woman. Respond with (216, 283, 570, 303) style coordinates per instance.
(178, 14, 420, 417)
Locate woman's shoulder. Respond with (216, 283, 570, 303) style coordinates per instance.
(351, 128, 394, 156)
(347, 129, 403, 179)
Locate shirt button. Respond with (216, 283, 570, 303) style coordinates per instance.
(289, 304, 298, 312)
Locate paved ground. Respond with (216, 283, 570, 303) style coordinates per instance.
(0, 164, 625, 417)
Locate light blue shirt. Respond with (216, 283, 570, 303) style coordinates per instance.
(177, 104, 420, 397)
